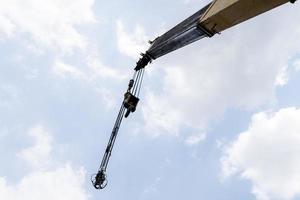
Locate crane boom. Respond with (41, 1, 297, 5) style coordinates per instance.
(93, 0, 297, 190)
(146, 3, 213, 60)
(141, 0, 296, 63)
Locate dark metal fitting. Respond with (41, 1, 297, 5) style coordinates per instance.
(128, 79, 134, 91)
(123, 92, 139, 118)
(134, 53, 152, 71)
(92, 170, 107, 190)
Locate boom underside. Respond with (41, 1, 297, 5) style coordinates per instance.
(145, 0, 295, 60)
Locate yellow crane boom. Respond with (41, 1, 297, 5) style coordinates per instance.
(200, 0, 294, 33)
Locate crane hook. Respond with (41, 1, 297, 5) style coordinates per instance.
(91, 170, 108, 189)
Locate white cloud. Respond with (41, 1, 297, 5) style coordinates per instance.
(18, 125, 53, 169)
(0, 125, 89, 200)
(293, 59, 300, 72)
(275, 65, 289, 86)
(52, 58, 126, 109)
(87, 56, 126, 80)
(185, 132, 206, 146)
(0, 85, 20, 108)
(221, 107, 300, 200)
(140, 176, 161, 197)
(0, 165, 88, 200)
(116, 20, 149, 59)
(0, 0, 95, 52)
(53, 60, 87, 80)
(142, 92, 182, 137)
(139, 4, 300, 140)
(53, 57, 125, 81)
(0, 14, 15, 36)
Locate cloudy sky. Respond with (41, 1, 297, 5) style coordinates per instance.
(0, 0, 300, 200)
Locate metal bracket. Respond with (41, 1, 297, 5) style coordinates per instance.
(196, 23, 215, 37)
(134, 53, 153, 71)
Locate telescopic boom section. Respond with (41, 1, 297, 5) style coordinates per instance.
(141, 0, 296, 62)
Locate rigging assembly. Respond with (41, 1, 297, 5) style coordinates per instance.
(92, 0, 297, 190)
(91, 55, 149, 189)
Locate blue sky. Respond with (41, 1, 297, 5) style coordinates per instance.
(1, 0, 300, 200)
